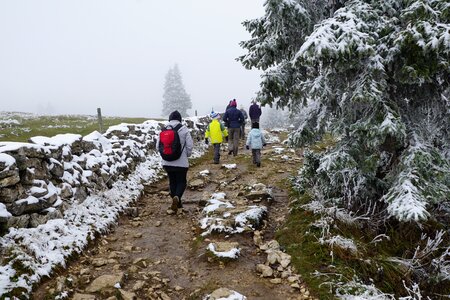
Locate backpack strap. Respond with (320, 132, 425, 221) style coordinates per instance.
(173, 123, 183, 131)
(174, 123, 186, 154)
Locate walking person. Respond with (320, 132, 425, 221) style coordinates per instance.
(246, 122, 266, 167)
(157, 110, 193, 214)
(223, 99, 245, 156)
(239, 105, 248, 140)
(249, 100, 262, 124)
(205, 111, 228, 164)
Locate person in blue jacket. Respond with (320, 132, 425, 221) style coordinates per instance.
(223, 99, 245, 156)
(246, 122, 266, 167)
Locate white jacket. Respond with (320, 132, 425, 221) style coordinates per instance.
(157, 120, 193, 168)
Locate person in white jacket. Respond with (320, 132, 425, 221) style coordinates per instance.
(157, 110, 193, 214)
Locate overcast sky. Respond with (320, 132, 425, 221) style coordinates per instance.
(0, 0, 265, 118)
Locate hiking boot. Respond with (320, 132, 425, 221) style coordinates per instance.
(171, 196, 179, 211)
(256, 162, 261, 167)
(228, 150, 233, 155)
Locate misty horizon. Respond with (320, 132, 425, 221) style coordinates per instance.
(0, 1, 264, 118)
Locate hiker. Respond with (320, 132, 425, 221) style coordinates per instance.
(157, 110, 193, 214)
(223, 99, 245, 156)
(225, 100, 232, 112)
(204, 111, 228, 164)
(249, 100, 262, 123)
(224, 100, 233, 128)
(239, 105, 248, 140)
(246, 122, 266, 167)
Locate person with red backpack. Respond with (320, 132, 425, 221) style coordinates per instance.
(157, 110, 193, 214)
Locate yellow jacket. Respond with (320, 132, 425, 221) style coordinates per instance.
(205, 119, 228, 144)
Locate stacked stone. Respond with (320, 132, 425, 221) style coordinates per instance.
(255, 237, 315, 299)
(0, 118, 208, 232)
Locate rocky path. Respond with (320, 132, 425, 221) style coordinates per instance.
(34, 131, 313, 300)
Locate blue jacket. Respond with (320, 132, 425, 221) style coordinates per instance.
(246, 128, 266, 149)
(223, 107, 245, 128)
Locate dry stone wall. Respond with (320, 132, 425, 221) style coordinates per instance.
(0, 118, 208, 232)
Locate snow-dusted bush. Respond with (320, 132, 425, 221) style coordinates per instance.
(239, 0, 450, 297)
(239, 0, 450, 222)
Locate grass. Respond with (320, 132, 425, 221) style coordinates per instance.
(0, 112, 158, 142)
(276, 192, 337, 299)
(276, 130, 450, 299)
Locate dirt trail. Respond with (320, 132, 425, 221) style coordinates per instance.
(34, 132, 311, 300)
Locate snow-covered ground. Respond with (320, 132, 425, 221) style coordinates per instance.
(0, 117, 208, 297)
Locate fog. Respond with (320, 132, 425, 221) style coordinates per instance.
(0, 0, 265, 118)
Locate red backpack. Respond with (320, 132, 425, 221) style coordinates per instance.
(158, 123, 184, 161)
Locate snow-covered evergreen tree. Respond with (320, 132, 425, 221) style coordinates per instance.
(239, 0, 450, 222)
(162, 65, 192, 117)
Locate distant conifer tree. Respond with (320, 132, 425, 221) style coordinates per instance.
(162, 64, 192, 117)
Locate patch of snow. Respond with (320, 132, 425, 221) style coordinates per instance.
(0, 203, 12, 218)
(0, 142, 51, 155)
(30, 134, 82, 147)
(0, 119, 20, 125)
(334, 277, 394, 299)
(207, 243, 240, 259)
(84, 131, 112, 151)
(273, 147, 285, 154)
(203, 197, 234, 215)
(199, 169, 210, 176)
(234, 206, 267, 229)
(0, 153, 16, 169)
(222, 164, 237, 169)
(204, 289, 247, 300)
(105, 123, 130, 134)
(15, 196, 39, 205)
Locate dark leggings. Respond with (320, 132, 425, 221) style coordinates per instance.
(164, 166, 188, 206)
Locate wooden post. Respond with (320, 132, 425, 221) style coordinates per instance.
(97, 108, 104, 133)
(195, 110, 198, 117)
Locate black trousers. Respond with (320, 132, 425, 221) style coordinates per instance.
(163, 166, 188, 207)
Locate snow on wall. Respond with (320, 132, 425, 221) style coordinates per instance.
(0, 117, 209, 297)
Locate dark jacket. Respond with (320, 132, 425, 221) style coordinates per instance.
(223, 107, 245, 129)
(249, 103, 262, 120)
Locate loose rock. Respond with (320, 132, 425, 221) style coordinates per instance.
(85, 273, 124, 293)
(256, 264, 273, 277)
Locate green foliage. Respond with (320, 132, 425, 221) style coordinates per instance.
(240, 0, 450, 222)
(241, 0, 450, 296)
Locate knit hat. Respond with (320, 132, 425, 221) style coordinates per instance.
(169, 110, 182, 122)
(210, 111, 219, 119)
(231, 99, 237, 107)
(252, 122, 260, 129)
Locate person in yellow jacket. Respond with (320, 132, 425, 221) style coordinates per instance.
(205, 111, 228, 164)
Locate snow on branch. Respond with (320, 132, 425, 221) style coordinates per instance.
(294, 1, 377, 64)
